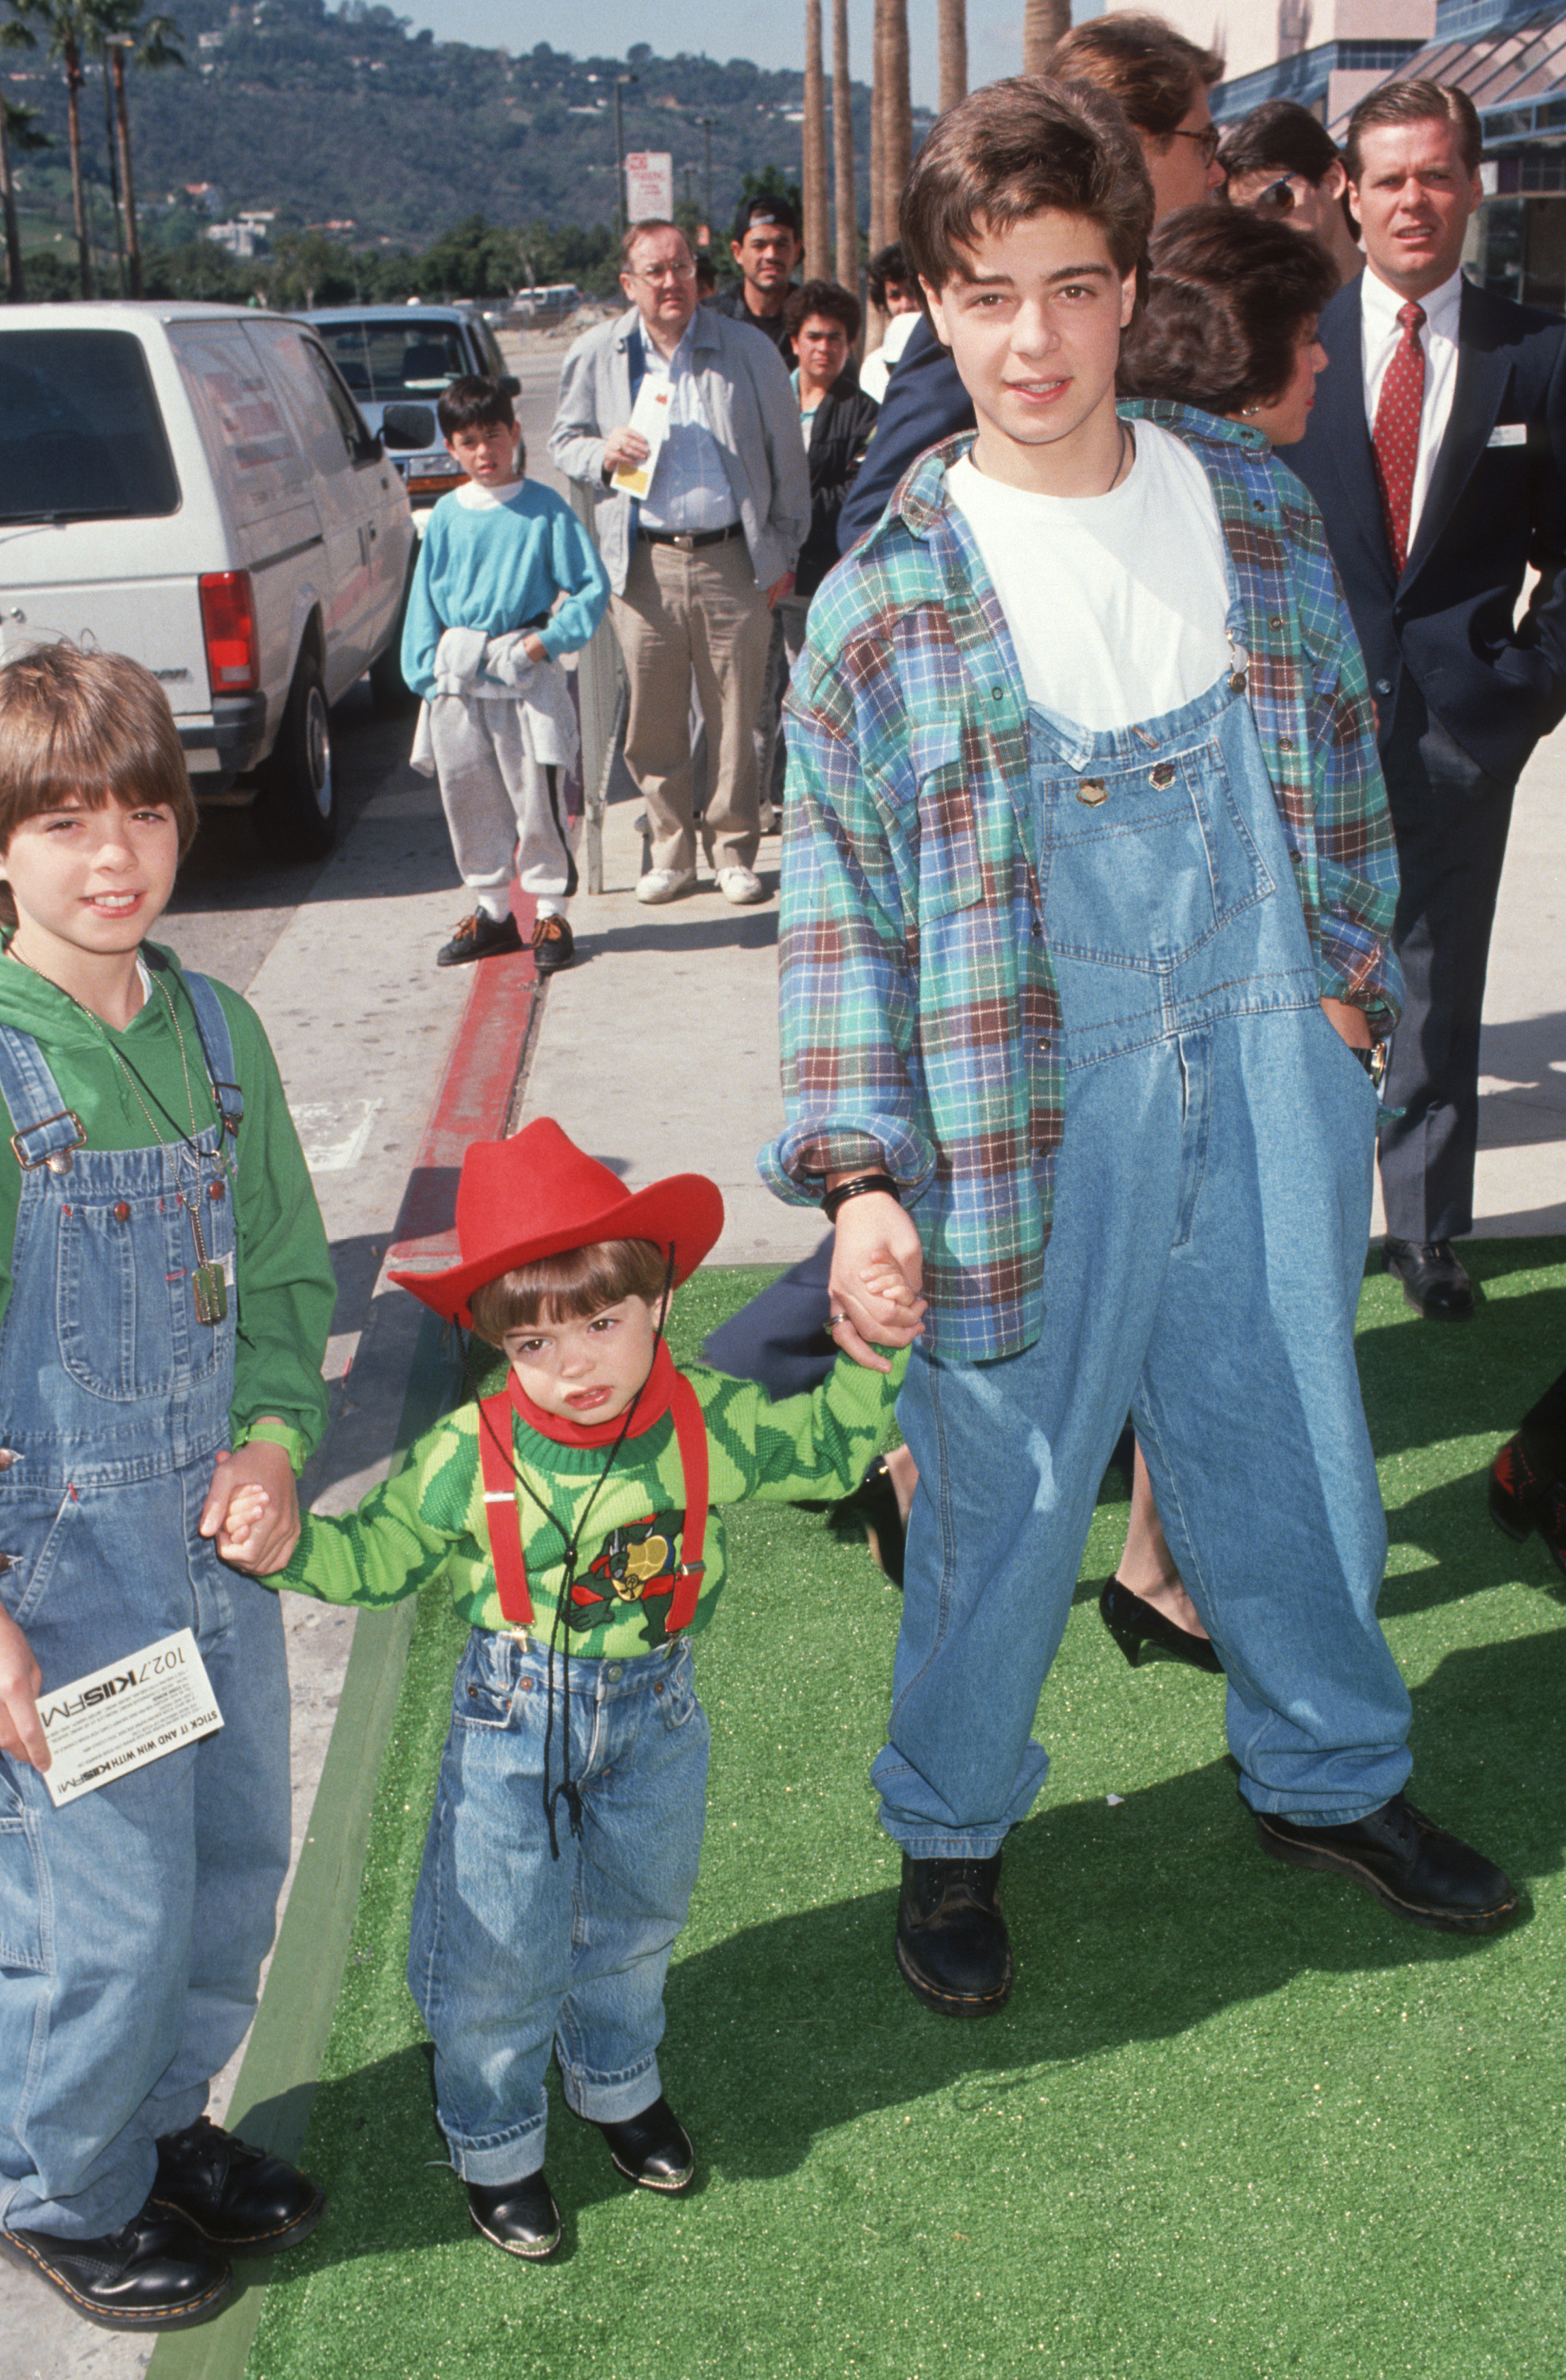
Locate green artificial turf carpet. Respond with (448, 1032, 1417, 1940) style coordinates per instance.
(244, 1249, 1566, 2380)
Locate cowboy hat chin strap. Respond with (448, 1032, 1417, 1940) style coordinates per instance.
(478, 1374, 709, 1633)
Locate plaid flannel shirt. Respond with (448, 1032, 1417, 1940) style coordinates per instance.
(759, 405, 1403, 1363)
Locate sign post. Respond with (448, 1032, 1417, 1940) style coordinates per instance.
(624, 152, 674, 225)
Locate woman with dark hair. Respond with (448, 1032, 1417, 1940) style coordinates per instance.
(1218, 98, 1364, 290)
(1119, 204, 1335, 448)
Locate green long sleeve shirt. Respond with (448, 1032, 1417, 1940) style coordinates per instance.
(277, 1352, 904, 1656)
(0, 941, 335, 1468)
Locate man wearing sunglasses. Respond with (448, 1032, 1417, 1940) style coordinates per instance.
(1219, 99, 1364, 291)
(839, 10, 1226, 551)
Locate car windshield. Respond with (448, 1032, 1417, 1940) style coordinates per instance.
(0, 328, 179, 522)
(311, 319, 468, 403)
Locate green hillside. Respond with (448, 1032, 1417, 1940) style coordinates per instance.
(2, 1, 892, 254)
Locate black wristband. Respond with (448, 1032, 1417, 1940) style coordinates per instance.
(823, 1171, 900, 1222)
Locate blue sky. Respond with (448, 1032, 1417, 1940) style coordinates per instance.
(404, 2, 1043, 113)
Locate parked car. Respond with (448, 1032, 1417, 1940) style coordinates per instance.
(0, 301, 424, 859)
(302, 304, 520, 527)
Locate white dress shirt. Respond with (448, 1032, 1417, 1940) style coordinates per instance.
(635, 323, 740, 535)
(1360, 263, 1464, 553)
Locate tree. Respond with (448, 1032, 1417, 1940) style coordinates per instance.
(1, 13, 48, 302)
(1022, 0, 1070, 78)
(11, 0, 98, 295)
(801, 0, 829, 282)
(938, 0, 966, 116)
(97, 1, 184, 299)
(831, 0, 856, 298)
(877, 0, 910, 269)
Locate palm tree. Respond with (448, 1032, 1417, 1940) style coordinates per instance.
(1, 91, 49, 301)
(879, 0, 910, 255)
(13, 0, 98, 295)
(1022, 0, 1070, 78)
(938, 0, 966, 115)
(801, 0, 829, 282)
(831, 0, 856, 297)
(98, 2, 183, 298)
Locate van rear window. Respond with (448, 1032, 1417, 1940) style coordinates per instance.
(0, 329, 179, 522)
(311, 319, 467, 402)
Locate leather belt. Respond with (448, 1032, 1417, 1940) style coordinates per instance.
(640, 523, 744, 550)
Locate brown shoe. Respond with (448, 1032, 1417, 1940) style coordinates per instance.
(531, 914, 575, 973)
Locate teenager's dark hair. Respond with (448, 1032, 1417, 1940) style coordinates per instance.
(1117, 204, 1336, 416)
(733, 191, 800, 241)
(1344, 79, 1483, 182)
(467, 1238, 670, 1345)
(1042, 13, 1224, 141)
(1218, 98, 1342, 188)
(867, 241, 912, 309)
(784, 278, 862, 342)
(901, 75, 1153, 294)
(438, 375, 516, 440)
(0, 644, 198, 926)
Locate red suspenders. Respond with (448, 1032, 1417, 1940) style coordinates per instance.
(478, 1371, 710, 1635)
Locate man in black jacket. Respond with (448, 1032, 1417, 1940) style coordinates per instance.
(1290, 81, 1566, 1318)
(708, 195, 800, 361)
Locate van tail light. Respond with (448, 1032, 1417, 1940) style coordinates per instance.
(199, 571, 259, 694)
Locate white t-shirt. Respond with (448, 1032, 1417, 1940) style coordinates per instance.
(946, 420, 1232, 728)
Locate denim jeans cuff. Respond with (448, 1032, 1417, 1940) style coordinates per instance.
(881, 1828, 1012, 1861)
(442, 2113, 547, 2185)
(558, 2052, 660, 2126)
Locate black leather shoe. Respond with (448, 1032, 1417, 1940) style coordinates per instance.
(1489, 1435, 1566, 1583)
(827, 1455, 906, 1587)
(531, 913, 575, 974)
(1383, 1237, 1475, 1319)
(1253, 1792, 1519, 1933)
(466, 2173, 562, 2259)
(436, 910, 524, 967)
(152, 2116, 326, 2255)
(0, 2202, 233, 2330)
(593, 2096, 694, 2191)
(895, 1852, 1013, 2014)
(1099, 1577, 1223, 1674)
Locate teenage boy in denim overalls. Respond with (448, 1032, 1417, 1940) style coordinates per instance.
(762, 77, 1519, 2018)
(0, 646, 336, 2330)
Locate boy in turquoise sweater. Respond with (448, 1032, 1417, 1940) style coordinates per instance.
(401, 378, 609, 975)
(223, 1118, 910, 2261)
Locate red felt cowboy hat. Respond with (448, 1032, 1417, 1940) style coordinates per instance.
(389, 1118, 725, 1327)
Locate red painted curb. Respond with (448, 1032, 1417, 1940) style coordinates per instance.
(386, 890, 541, 1269)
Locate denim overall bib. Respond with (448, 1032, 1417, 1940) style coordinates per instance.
(877, 676, 1414, 1861)
(0, 973, 291, 2241)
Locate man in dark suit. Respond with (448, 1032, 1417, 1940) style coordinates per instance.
(1290, 80, 1566, 1319)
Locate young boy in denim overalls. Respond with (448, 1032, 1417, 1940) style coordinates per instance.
(223, 1117, 906, 2260)
(762, 77, 1518, 2019)
(0, 646, 336, 2331)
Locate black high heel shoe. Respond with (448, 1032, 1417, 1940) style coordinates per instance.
(1489, 1436, 1566, 1583)
(1099, 1577, 1223, 1675)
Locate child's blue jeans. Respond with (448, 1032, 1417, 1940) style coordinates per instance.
(408, 1627, 708, 2183)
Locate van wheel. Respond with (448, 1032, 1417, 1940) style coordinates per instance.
(254, 655, 336, 861)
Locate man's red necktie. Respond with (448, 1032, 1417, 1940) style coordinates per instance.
(1372, 301, 1427, 576)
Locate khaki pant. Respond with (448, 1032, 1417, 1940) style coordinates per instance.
(609, 536, 771, 873)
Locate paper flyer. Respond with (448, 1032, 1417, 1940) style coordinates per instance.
(611, 378, 673, 498)
(39, 1629, 224, 1808)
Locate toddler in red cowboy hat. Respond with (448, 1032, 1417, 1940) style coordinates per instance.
(220, 1117, 911, 2261)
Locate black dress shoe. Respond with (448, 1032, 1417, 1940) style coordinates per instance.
(593, 2096, 694, 2191)
(1383, 1237, 1475, 1319)
(895, 1852, 1013, 2015)
(1489, 1434, 1566, 1583)
(1253, 1792, 1519, 1933)
(0, 2201, 233, 2330)
(827, 1455, 906, 1587)
(436, 910, 524, 968)
(1099, 1577, 1223, 1675)
(152, 2115, 326, 2255)
(466, 2174, 562, 2259)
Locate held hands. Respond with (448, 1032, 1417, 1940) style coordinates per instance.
(200, 1437, 301, 1576)
(827, 1191, 927, 1372)
(0, 1604, 47, 1772)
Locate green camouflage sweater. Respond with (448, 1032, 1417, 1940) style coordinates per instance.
(278, 1353, 903, 1657)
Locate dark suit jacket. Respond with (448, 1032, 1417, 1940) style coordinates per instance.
(1288, 273, 1566, 786)
(837, 314, 973, 551)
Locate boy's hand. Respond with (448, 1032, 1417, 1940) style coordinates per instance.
(0, 1605, 48, 1772)
(522, 633, 550, 666)
(828, 1192, 927, 1372)
(201, 1438, 301, 1576)
(214, 1484, 274, 1568)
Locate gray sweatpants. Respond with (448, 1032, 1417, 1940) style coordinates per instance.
(428, 693, 577, 904)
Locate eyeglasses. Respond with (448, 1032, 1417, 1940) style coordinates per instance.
(630, 261, 697, 286)
(1170, 123, 1223, 167)
(1252, 175, 1303, 215)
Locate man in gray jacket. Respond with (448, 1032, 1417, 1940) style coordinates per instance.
(549, 220, 810, 904)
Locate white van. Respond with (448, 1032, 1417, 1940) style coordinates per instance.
(0, 301, 425, 860)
